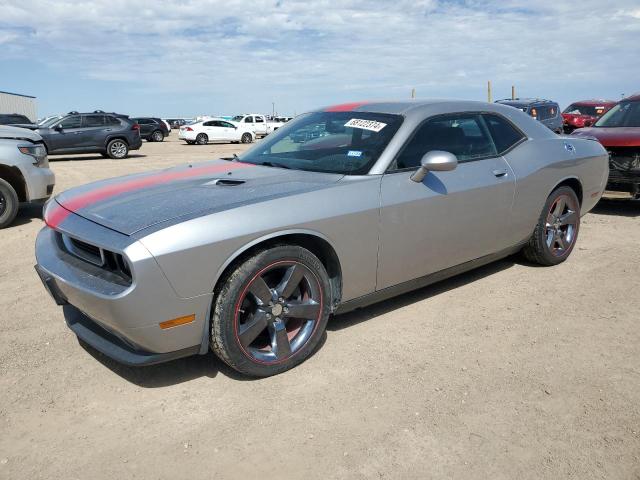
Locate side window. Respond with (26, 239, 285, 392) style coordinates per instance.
(83, 115, 105, 127)
(255, 116, 264, 123)
(245, 116, 253, 123)
(221, 121, 235, 128)
(394, 114, 497, 170)
(106, 116, 121, 126)
(58, 115, 82, 129)
(203, 121, 215, 127)
(483, 114, 525, 154)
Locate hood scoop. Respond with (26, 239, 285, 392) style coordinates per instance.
(205, 178, 246, 186)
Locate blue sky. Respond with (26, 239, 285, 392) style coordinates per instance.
(1, 0, 639, 118)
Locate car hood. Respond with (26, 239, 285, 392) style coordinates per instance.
(0, 125, 43, 142)
(53, 160, 344, 235)
(572, 127, 640, 147)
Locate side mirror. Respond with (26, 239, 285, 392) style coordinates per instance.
(410, 150, 458, 183)
(55, 124, 64, 131)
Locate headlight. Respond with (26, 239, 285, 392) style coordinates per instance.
(18, 144, 47, 166)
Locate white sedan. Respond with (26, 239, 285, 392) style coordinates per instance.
(178, 119, 255, 145)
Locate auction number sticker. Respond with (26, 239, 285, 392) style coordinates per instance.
(344, 118, 387, 132)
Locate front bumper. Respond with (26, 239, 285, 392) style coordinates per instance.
(22, 165, 55, 202)
(34, 220, 211, 363)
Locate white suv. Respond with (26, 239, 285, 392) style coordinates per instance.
(0, 126, 55, 228)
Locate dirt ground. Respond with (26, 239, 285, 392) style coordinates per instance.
(1, 136, 639, 480)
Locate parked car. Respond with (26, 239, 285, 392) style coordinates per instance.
(178, 118, 255, 145)
(0, 113, 37, 129)
(562, 100, 616, 133)
(0, 126, 55, 228)
(34, 112, 142, 159)
(572, 93, 640, 197)
(495, 98, 563, 134)
(132, 117, 170, 142)
(230, 114, 281, 137)
(166, 119, 188, 129)
(34, 100, 608, 376)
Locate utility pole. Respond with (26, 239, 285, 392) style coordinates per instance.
(487, 81, 492, 103)
(272, 102, 275, 117)
(511, 85, 516, 100)
(411, 88, 416, 99)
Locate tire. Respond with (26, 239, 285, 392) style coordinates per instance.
(241, 132, 253, 144)
(106, 139, 129, 159)
(211, 245, 332, 377)
(196, 133, 208, 145)
(522, 186, 580, 266)
(151, 130, 164, 142)
(0, 178, 19, 229)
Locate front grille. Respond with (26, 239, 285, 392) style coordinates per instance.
(608, 147, 640, 173)
(60, 233, 132, 285)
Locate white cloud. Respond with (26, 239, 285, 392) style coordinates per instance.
(0, 0, 638, 114)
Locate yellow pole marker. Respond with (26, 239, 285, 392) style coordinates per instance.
(159, 314, 196, 330)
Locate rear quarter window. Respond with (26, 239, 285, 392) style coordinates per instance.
(483, 114, 526, 154)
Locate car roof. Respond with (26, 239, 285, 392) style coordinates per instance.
(622, 92, 640, 102)
(495, 98, 557, 107)
(567, 99, 617, 106)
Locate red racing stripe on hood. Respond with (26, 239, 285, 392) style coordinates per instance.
(324, 101, 371, 112)
(45, 161, 252, 229)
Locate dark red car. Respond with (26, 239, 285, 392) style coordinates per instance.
(572, 93, 640, 197)
(562, 99, 616, 133)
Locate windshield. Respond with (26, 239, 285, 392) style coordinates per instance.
(39, 116, 61, 127)
(231, 115, 244, 122)
(563, 104, 607, 116)
(238, 111, 403, 175)
(595, 101, 640, 128)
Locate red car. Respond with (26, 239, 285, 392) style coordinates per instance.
(572, 93, 640, 197)
(562, 99, 616, 133)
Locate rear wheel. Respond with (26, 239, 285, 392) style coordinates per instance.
(0, 178, 19, 229)
(241, 132, 253, 144)
(151, 130, 164, 142)
(211, 245, 331, 377)
(106, 139, 129, 159)
(523, 186, 580, 266)
(196, 133, 208, 145)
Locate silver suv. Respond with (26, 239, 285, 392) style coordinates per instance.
(0, 126, 55, 228)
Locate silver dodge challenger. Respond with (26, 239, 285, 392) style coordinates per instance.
(35, 100, 609, 376)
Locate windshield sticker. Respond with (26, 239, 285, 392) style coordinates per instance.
(347, 150, 363, 157)
(344, 118, 387, 132)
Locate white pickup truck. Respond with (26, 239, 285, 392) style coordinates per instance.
(230, 114, 286, 137)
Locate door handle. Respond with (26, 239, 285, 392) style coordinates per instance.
(492, 169, 508, 178)
(105, 129, 112, 132)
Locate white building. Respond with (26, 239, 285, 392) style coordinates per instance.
(0, 91, 37, 122)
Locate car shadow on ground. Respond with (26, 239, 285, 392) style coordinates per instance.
(11, 203, 44, 227)
(592, 198, 640, 218)
(83, 257, 517, 387)
(328, 257, 516, 332)
(48, 153, 146, 162)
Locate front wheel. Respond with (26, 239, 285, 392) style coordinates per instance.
(211, 245, 332, 377)
(106, 139, 129, 159)
(522, 186, 580, 266)
(0, 178, 19, 229)
(241, 132, 253, 144)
